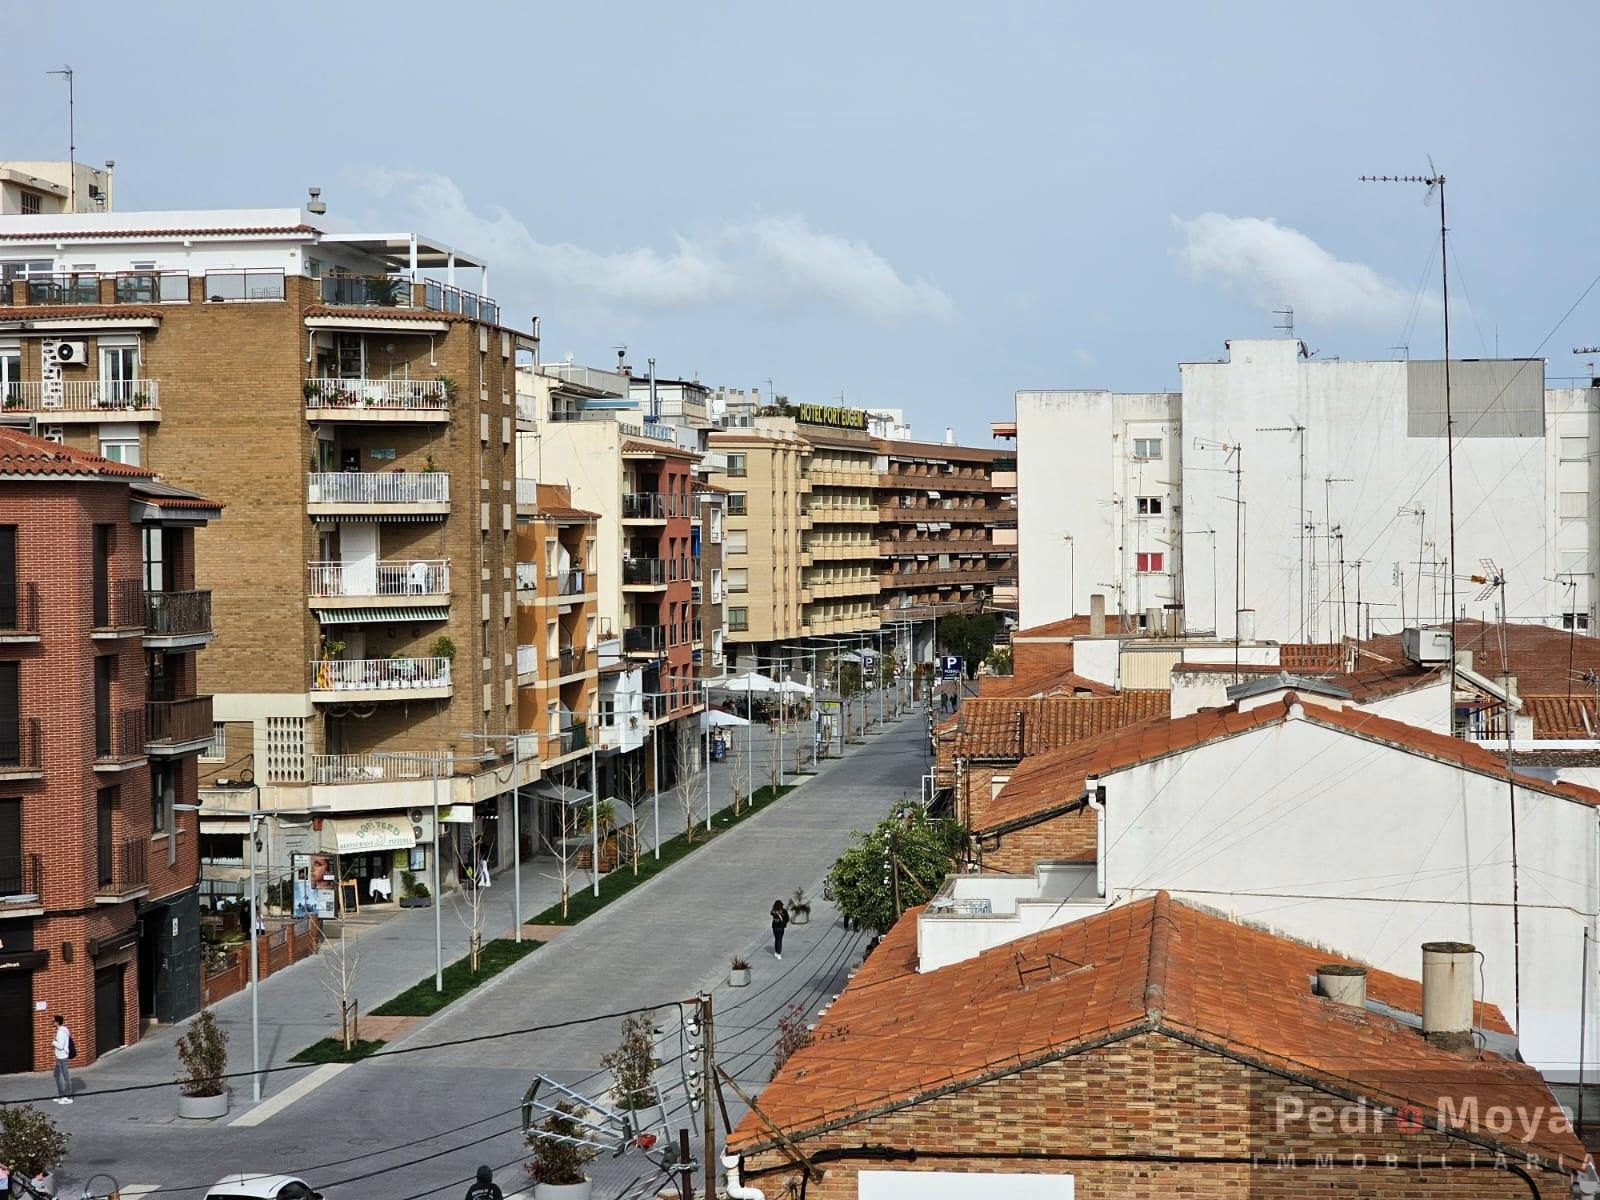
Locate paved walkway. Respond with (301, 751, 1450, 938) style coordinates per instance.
(5, 706, 931, 1200)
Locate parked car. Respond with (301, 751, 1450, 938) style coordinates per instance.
(204, 1177, 323, 1200)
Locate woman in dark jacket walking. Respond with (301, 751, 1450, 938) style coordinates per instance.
(770, 899, 790, 960)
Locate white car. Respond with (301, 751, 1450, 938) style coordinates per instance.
(204, 1177, 323, 1200)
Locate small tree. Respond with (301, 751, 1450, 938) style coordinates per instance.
(600, 1012, 660, 1110)
(577, 798, 617, 882)
(524, 1102, 598, 1188)
(450, 838, 490, 972)
(0, 1104, 69, 1179)
(538, 765, 585, 918)
(616, 754, 646, 873)
(826, 808, 969, 934)
(771, 1003, 813, 1080)
(176, 1007, 229, 1098)
(674, 729, 705, 841)
(318, 919, 362, 1048)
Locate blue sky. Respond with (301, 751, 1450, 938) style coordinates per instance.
(10, 2, 1600, 441)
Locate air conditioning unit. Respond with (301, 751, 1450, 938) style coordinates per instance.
(412, 824, 425, 841)
(1402, 626, 1453, 665)
(52, 341, 88, 366)
(408, 808, 424, 824)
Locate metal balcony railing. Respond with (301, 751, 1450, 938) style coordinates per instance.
(309, 657, 452, 693)
(307, 472, 449, 505)
(0, 582, 39, 635)
(623, 558, 666, 585)
(621, 493, 666, 519)
(308, 750, 452, 785)
(307, 560, 450, 598)
(97, 707, 147, 761)
(0, 718, 41, 772)
(1, 379, 160, 414)
(557, 568, 586, 596)
(146, 696, 214, 748)
(22, 270, 187, 306)
(623, 626, 664, 653)
(98, 836, 147, 892)
(303, 377, 451, 412)
(145, 589, 212, 638)
(0, 852, 40, 899)
(558, 646, 587, 676)
(94, 579, 145, 630)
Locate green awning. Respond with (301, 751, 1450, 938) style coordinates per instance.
(314, 606, 449, 625)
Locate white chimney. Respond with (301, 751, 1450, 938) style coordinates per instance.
(944, 425, 955, 445)
(1316, 963, 1367, 1009)
(1090, 593, 1106, 637)
(1145, 606, 1163, 637)
(1421, 941, 1476, 1051)
(1237, 608, 1256, 642)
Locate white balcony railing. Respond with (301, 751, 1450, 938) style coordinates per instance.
(307, 559, 450, 598)
(516, 562, 539, 591)
(309, 750, 452, 785)
(309, 657, 451, 692)
(303, 377, 451, 412)
(307, 472, 449, 505)
(516, 644, 539, 677)
(1, 379, 160, 414)
(516, 478, 539, 507)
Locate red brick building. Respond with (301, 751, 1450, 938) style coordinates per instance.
(0, 430, 219, 1071)
(733, 893, 1585, 1198)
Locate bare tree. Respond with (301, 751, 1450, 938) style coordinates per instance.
(616, 754, 646, 873)
(537, 770, 582, 918)
(674, 727, 705, 841)
(318, 921, 362, 1050)
(450, 837, 489, 973)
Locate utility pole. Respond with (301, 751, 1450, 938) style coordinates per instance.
(1256, 421, 1307, 639)
(700, 992, 716, 1200)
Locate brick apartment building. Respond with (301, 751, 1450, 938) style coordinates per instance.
(734, 893, 1584, 1198)
(0, 430, 219, 1072)
(0, 205, 541, 905)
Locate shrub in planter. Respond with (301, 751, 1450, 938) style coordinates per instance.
(788, 887, 812, 925)
(399, 870, 432, 907)
(525, 1102, 597, 1194)
(0, 1104, 70, 1182)
(176, 1008, 230, 1117)
(599, 1013, 659, 1111)
(729, 955, 752, 988)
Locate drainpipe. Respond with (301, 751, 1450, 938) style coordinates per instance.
(723, 1154, 765, 1200)
(1087, 777, 1106, 897)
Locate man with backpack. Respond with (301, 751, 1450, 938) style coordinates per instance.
(51, 1014, 74, 1104)
(464, 1165, 501, 1200)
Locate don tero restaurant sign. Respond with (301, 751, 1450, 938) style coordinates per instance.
(796, 403, 867, 430)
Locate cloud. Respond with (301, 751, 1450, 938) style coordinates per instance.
(346, 168, 952, 323)
(1171, 213, 1428, 330)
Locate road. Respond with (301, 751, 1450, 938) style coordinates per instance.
(16, 709, 929, 1200)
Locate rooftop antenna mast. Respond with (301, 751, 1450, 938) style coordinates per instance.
(1362, 159, 1456, 710)
(1194, 437, 1244, 669)
(1273, 306, 1295, 340)
(46, 65, 74, 211)
(1257, 419, 1307, 639)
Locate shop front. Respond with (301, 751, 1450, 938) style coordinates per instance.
(322, 816, 418, 911)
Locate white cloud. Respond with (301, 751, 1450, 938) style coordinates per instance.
(346, 168, 952, 323)
(1172, 213, 1428, 330)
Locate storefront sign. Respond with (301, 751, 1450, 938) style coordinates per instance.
(795, 403, 866, 430)
(329, 817, 416, 854)
(292, 851, 336, 919)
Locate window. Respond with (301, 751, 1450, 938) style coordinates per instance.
(1561, 436, 1589, 461)
(0, 660, 17, 768)
(0, 525, 15, 630)
(1560, 492, 1590, 520)
(1132, 437, 1162, 460)
(598, 698, 615, 728)
(726, 567, 748, 593)
(1135, 496, 1163, 516)
(101, 433, 140, 466)
(200, 723, 226, 762)
(1565, 612, 1593, 631)
(101, 344, 139, 403)
(545, 537, 558, 577)
(18, 192, 40, 215)
(1135, 552, 1164, 573)
(0, 798, 20, 895)
(94, 655, 113, 757)
(726, 529, 747, 555)
(725, 453, 747, 478)
(728, 607, 749, 632)
(151, 766, 173, 836)
(0, 347, 18, 406)
(727, 492, 747, 516)
(141, 526, 164, 593)
(92, 523, 113, 626)
(99, 787, 117, 883)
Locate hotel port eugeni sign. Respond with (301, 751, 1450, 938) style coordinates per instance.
(796, 403, 867, 430)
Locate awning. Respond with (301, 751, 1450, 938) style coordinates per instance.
(314, 606, 449, 625)
(200, 818, 249, 835)
(440, 804, 475, 824)
(530, 779, 595, 806)
(328, 816, 416, 854)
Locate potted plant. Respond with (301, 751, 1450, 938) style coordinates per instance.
(399, 870, 432, 908)
(525, 1102, 598, 1199)
(437, 374, 460, 402)
(422, 453, 439, 473)
(729, 955, 752, 987)
(429, 634, 456, 662)
(788, 887, 812, 926)
(176, 1007, 230, 1118)
(0, 1104, 69, 1194)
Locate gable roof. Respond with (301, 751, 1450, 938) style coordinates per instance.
(1012, 615, 1098, 640)
(0, 427, 154, 479)
(976, 666, 1114, 699)
(732, 893, 1576, 1164)
(952, 691, 1171, 760)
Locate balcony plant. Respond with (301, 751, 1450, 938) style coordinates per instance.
(788, 887, 812, 925)
(729, 955, 752, 987)
(524, 1102, 598, 1199)
(422, 454, 438, 473)
(429, 635, 457, 662)
(175, 1007, 230, 1119)
(131, 390, 151, 410)
(0, 1104, 69, 1190)
(438, 374, 460, 401)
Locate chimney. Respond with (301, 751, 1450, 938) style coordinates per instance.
(944, 426, 956, 445)
(1420, 941, 1476, 1052)
(1145, 606, 1163, 637)
(1316, 963, 1367, 1009)
(1090, 593, 1106, 637)
(1237, 608, 1256, 642)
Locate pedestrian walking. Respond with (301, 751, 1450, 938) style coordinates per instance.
(770, 898, 790, 960)
(50, 1014, 73, 1104)
(464, 1165, 502, 1200)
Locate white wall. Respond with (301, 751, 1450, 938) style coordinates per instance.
(1099, 714, 1598, 1076)
(541, 422, 624, 637)
(1014, 390, 1181, 629)
(1546, 387, 1599, 628)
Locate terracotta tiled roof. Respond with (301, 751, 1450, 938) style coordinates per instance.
(1522, 695, 1598, 738)
(734, 893, 1572, 1160)
(952, 692, 1170, 760)
(0, 305, 163, 321)
(620, 438, 700, 459)
(1171, 652, 1444, 703)
(977, 667, 1114, 698)
(0, 224, 318, 241)
(302, 305, 469, 323)
(1012, 615, 1098, 640)
(1278, 642, 1344, 671)
(130, 478, 221, 512)
(0, 428, 153, 478)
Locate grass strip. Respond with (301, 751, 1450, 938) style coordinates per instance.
(371, 937, 543, 1017)
(289, 1037, 387, 1064)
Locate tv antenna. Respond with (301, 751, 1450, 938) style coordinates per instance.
(1193, 437, 1244, 667)
(1257, 419, 1307, 639)
(1273, 306, 1295, 339)
(46, 65, 75, 210)
(1362, 158, 1457, 698)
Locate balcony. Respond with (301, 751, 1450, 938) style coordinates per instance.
(1, 380, 161, 423)
(623, 626, 665, 656)
(94, 708, 147, 770)
(0, 583, 40, 643)
(309, 657, 453, 703)
(0, 852, 41, 908)
(303, 377, 453, 423)
(547, 721, 589, 758)
(623, 558, 668, 588)
(93, 579, 145, 636)
(308, 750, 451, 786)
(993, 523, 1018, 547)
(557, 567, 587, 596)
(144, 589, 214, 648)
(318, 273, 500, 325)
(621, 493, 668, 521)
(95, 836, 148, 903)
(808, 504, 878, 524)
(516, 478, 539, 510)
(307, 560, 451, 610)
(555, 646, 590, 679)
(0, 718, 43, 780)
(307, 472, 449, 519)
(146, 695, 215, 756)
(517, 644, 539, 681)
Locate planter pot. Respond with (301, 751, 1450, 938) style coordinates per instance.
(728, 968, 751, 987)
(534, 1184, 592, 1200)
(399, 896, 432, 908)
(790, 910, 811, 925)
(178, 1091, 230, 1119)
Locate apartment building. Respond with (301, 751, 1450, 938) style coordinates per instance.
(789, 415, 882, 638)
(874, 436, 1016, 623)
(0, 204, 537, 904)
(0, 431, 220, 1072)
(0, 159, 115, 216)
(692, 482, 726, 678)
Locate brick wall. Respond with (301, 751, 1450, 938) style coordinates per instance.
(980, 805, 1097, 874)
(741, 1033, 1574, 1198)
